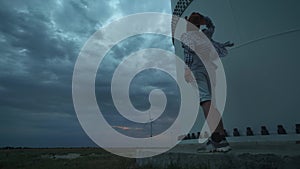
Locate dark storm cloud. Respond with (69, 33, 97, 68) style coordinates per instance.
(0, 0, 107, 147)
(0, 0, 173, 146)
(94, 33, 180, 138)
(0, 0, 95, 117)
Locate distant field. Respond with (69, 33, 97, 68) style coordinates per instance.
(0, 148, 137, 169)
(0, 148, 204, 169)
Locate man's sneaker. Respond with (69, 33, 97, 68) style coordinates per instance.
(197, 136, 231, 153)
(214, 139, 231, 152)
(197, 138, 216, 153)
(211, 132, 232, 152)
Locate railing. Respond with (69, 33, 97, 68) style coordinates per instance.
(178, 124, 300, 140)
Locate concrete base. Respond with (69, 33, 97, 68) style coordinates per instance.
(137, 152, 300, 169)
(136, 136, 300, 169)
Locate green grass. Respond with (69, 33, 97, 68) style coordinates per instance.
(0, 148, 208, 169)
(0, 148, 134, 169)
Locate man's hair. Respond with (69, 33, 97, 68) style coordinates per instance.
(187, 12, 204, 27)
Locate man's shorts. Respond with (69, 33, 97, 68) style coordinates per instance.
(192, 69, 212, 103)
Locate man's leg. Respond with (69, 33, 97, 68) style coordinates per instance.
(198, 100, 231, 152)
(201, 100, 225, 139)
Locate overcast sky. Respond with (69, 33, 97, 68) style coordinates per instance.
(0, 0, 175, 147)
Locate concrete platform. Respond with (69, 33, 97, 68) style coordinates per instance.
(136, 135, 300, 169)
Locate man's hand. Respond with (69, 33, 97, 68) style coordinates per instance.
(184, 68, 195, 83)
(224, 41, 234, 47)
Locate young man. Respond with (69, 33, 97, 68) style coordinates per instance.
(181, 12, 233, 152)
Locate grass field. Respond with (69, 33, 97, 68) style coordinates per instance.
(0, 148, 136, 169)
(0, 148, 199, 169)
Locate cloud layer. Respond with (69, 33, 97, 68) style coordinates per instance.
(0, 0, 173, 147)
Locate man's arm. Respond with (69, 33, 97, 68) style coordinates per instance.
(202, 17, 215, 39)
